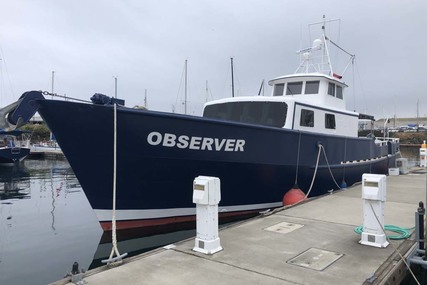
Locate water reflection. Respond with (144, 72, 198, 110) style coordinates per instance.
(0, 164, 30, 200)
(0, 159, 103, 285)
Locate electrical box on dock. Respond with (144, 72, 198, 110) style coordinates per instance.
(421, 141, 427, 167)
(193, 176, 222, 255)
(360, 174, 389, 248)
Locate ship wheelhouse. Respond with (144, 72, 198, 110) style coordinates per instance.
(203, 31, 361, 138)
(202, 74, 359, 138)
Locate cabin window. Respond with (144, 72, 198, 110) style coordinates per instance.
(325, 113, 336, 129)
(286, 82, 303, 95)
(273, 84, 284, 96)
(203, 102, 288, 127)
(305, 81, 320, 94)
(328, 83, 335, 96)
(336, 85, 343, 99)
(300, 109, 314, 127)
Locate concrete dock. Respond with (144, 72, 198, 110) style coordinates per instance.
(54, 170, 426, 285)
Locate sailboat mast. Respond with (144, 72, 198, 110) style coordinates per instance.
(51, 71, 55, 99)
(205, 80, 209, 102)
(417, 98, 420, 131)
(231, 57, 235, 98)
(184, 59, 188, 114)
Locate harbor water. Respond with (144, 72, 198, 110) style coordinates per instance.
(0, 145, 422, 284)
(0, 158, 195, 285)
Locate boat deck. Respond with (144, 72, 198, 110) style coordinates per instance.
(53, 169, 426, 285)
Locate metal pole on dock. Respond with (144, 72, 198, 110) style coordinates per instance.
(425, 169, 427, 261)
(418, 202, 425, 250)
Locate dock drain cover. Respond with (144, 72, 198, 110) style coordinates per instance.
(287, 248, 343, 271)
(264, 222, 304, 234)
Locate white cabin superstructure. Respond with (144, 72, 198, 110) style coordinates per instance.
(203, 75, 358, 138)
(203, 20, 360, 138)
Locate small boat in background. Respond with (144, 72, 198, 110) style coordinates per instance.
(30, 140, 63, 158)
(0, 129, 31, 165)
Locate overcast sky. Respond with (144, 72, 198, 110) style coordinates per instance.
(0, 0, 426, 119)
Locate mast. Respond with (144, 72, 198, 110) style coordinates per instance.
(184, 59, 187, 114)
(417, 98, 420, 132)
(51, 71, 55, 99)
(230, 57, 235, 98)
(319, 15, 333, 76)
(205, 80, 209, 102)
(114, 76, 118, 98)
(144, 89, 147, 108)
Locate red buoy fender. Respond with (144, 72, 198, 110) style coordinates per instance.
(283, 188, 306, 206)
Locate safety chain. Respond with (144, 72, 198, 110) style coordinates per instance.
(41, 91, 91, 103)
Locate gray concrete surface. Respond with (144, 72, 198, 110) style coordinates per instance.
(55, 170, 427, 285)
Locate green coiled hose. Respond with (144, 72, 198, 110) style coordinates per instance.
(354, 225, 413, 240)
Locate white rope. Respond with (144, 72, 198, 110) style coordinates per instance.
(304, 144, 323, 199)
(320, 144, 341, 189)
(102, 103, 127, 265)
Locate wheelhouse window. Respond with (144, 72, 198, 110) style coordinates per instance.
(305, 81, 320, 94)
(328, 83, 335, 96)
(336, 85, 343, 99)
(273, 84, 284, 96)
(300, 109, 314, 127)
(203, 101, 288, 127)
(325, 113, 336, 129)
(286, 82, 303, 95)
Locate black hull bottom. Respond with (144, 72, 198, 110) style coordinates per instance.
(99, 210, 262, 243)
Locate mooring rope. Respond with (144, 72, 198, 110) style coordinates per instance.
(319, 144, 341, 189)
(102, 103, 127, 266)
(304, 144, 323, 199)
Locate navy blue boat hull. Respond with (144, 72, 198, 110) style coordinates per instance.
(37, 99, 397, 238)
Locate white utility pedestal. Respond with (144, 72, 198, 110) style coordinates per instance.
(420, 141, 426, 167)
(360, 174, 389, 248)
(192, 176, 222, 254)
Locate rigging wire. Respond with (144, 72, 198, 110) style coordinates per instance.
(0, 46, 16, 102)
(354, 60, 368, 114)
(174, 61, 187, 113)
